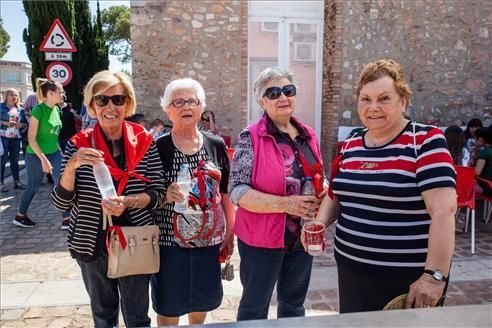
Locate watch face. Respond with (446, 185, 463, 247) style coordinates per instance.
(434, 271, 443, 280)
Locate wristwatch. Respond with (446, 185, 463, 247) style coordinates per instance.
(424, 269, 448, 282)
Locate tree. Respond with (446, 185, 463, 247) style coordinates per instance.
(101, 5, 131, 64)
(0, 18, 10, 58)
(94, 0, 110, 71)
(22, 0, 109, 109)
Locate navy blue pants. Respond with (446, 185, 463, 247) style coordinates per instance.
(77, 251, 151, 328)
(237, 239, 313, 321)
(1, 137, 21, 182)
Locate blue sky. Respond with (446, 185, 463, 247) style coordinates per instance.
(1, 0, 130, 72)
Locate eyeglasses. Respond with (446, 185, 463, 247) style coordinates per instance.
(263, 84, 296, 100)
(201, 117, 210, 122)
(93, 94, 127, 107)
(171, 98, 200, 108)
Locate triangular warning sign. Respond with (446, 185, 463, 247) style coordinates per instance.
(39, 18, 77, 52)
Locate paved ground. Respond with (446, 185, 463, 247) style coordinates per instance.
(1, 181, 491, 327)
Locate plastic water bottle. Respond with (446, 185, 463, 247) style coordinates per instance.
(301, 177, 316, 227)
(174, 164, 191, 213)
(93, 162, 117, 199)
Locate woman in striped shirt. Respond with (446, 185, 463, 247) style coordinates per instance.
(51, 71, 165, 327)
(314, 59, 456, 313)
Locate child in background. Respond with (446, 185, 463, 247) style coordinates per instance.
(444, 125, 470, 166)
(465, 118, 483, 166)
(149, 118, 166, 140)
(474, 126, 492, 196)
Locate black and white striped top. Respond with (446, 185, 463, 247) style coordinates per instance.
(331, 122, 455, 271)
(50, 137, 166, 262)
(154, 132, 230, 247)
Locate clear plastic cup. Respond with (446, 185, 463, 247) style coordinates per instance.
(303, 221, 326, 256)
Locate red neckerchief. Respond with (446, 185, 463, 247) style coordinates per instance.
(71, 121, 153, 195)
(296, 147, 325, 196)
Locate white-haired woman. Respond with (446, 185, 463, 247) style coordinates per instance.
(51, 70, 165, 327)
(228, 66, 326, 320)
(152, 78, 235, 326)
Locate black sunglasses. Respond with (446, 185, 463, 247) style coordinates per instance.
(263, 84, 296, 100)
(201, 117, 210, 122)
(94, 94, 127, 107)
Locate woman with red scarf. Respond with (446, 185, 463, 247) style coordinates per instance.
(50, 71, 165, 327)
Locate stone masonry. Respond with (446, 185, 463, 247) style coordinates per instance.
(131, 0, 246, 143)
(131, 0, 491, 166)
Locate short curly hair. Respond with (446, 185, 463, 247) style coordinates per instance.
(356, 59, 412, 108)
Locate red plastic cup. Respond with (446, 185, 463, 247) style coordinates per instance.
(303, 221, 326, 256)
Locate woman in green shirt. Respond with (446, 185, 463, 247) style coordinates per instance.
(14, 79, 64, 227)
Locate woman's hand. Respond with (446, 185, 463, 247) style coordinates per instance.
(165, 182, 186, 204)
(405, 274, 446, 308)
(66, 147, 104, 171)
(284, 195, 321, 218)
(221, 229, 235, 259)
(41, 156, 53, 174)
(101, 196, 127, 217)
(317, 186, 329, 199)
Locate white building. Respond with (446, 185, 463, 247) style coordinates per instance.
(0, 60, 33, 102)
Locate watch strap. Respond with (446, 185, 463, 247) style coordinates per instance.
(424, 269, 448, 282)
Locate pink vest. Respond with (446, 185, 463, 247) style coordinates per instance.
(234, 115, 323, 248)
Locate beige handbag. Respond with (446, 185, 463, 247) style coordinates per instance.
(104, 212, 160, 279)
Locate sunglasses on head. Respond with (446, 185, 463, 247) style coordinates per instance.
(263, 84, 296, 100)
(94, 94, 127, 107)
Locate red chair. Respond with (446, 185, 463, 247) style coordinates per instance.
(476, 177, 492, 224)
(455, 166, 476, 254)
(221, 135, 232, 148)
(227, 148, 235, 161)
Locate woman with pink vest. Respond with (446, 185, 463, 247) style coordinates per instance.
(228, 66, 326, 321)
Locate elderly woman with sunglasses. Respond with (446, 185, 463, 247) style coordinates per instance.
(151, 78, 235, 326)
(51, 71, 165, 327)
(228, 66, 325, 321)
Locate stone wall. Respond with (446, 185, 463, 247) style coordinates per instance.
(335, 0, 492, 126)
(321, 0, 344, 165)
(131, 0, 246, 141)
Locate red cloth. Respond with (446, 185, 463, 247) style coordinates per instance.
(71, 121, 153, 195)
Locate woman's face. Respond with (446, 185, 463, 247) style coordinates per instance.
(201, 112, 212, 130)
(47, 87, 65, 105)
(166, 89, 202, 129)
(357, 76, 407, 134)
(6, 91, 19, 107)
(469, 126, 479, 137)
(258, 78, 296, 123)
(93, 84, 127, 132)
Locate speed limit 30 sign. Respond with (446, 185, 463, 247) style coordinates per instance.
(45, 62, 73, 86)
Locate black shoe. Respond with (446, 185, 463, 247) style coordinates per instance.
(13, 215, 36, 228)
(13, 182, 26, 190)
(60, 218, 70, 230)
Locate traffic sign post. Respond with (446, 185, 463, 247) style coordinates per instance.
(39, 19, 77, 52)
(40, 19, 77, 86)
(45, 62, 73, 86)
(45, 52, 72, 61)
